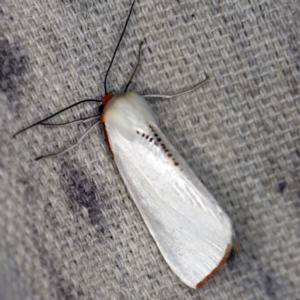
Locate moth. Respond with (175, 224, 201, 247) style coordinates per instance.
(14, 0, 236, 289)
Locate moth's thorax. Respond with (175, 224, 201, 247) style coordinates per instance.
(101, 92, 157, 141)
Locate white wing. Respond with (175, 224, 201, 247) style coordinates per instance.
(102, 93, 234, 289)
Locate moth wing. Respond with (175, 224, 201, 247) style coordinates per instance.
(104, 96, 233, 289)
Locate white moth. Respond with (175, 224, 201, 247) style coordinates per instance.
(101, 92, 234, 289)
(14, 0, 236, 290)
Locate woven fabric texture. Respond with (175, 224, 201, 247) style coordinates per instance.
(1, 0, 299, 299)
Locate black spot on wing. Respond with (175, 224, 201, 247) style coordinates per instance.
(60, 159, 108, 234)
(142, 125, 180, 166)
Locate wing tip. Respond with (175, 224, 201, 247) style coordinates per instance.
(196, 243, 232, 289)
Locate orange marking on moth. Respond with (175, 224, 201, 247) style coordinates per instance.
(100, 113, 105, 124)
(196, 243, 232, 289)
(102, 123, 114, 158)
(101, 94, 114, 105)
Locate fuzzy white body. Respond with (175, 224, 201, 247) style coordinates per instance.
(102, 92, 233, 289)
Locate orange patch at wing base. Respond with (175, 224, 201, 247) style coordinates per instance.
(101, 94, 114, 105)
(100, 113, 105, 124)
(102, 123, 114, 157)
(196, 243, 232, 289)
(100, 110, 114, 157)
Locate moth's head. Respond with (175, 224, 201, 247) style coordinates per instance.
(99, 93, 114, 116)
(101, 94, 115, 106)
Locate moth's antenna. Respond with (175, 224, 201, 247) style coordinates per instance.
(124, 41, 143, 92)
(41, 115, 99, 126)
(12, 99, 100, 138)
(104, 0, 136, 94)
(35, 120, 100, 160)
(142, 76, 210, 99)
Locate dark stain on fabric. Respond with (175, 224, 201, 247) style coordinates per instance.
(31, 230, 83, 299)
(263, 270, 291, 299)
(60, 159, 108, 234)
(24, 184, 84, 299)
(264, 274, 277, 298)
(0, 36, 30, 107)
(277, 181, 286, 193)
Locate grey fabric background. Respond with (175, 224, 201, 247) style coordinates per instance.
(1, 0, 299, 299)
